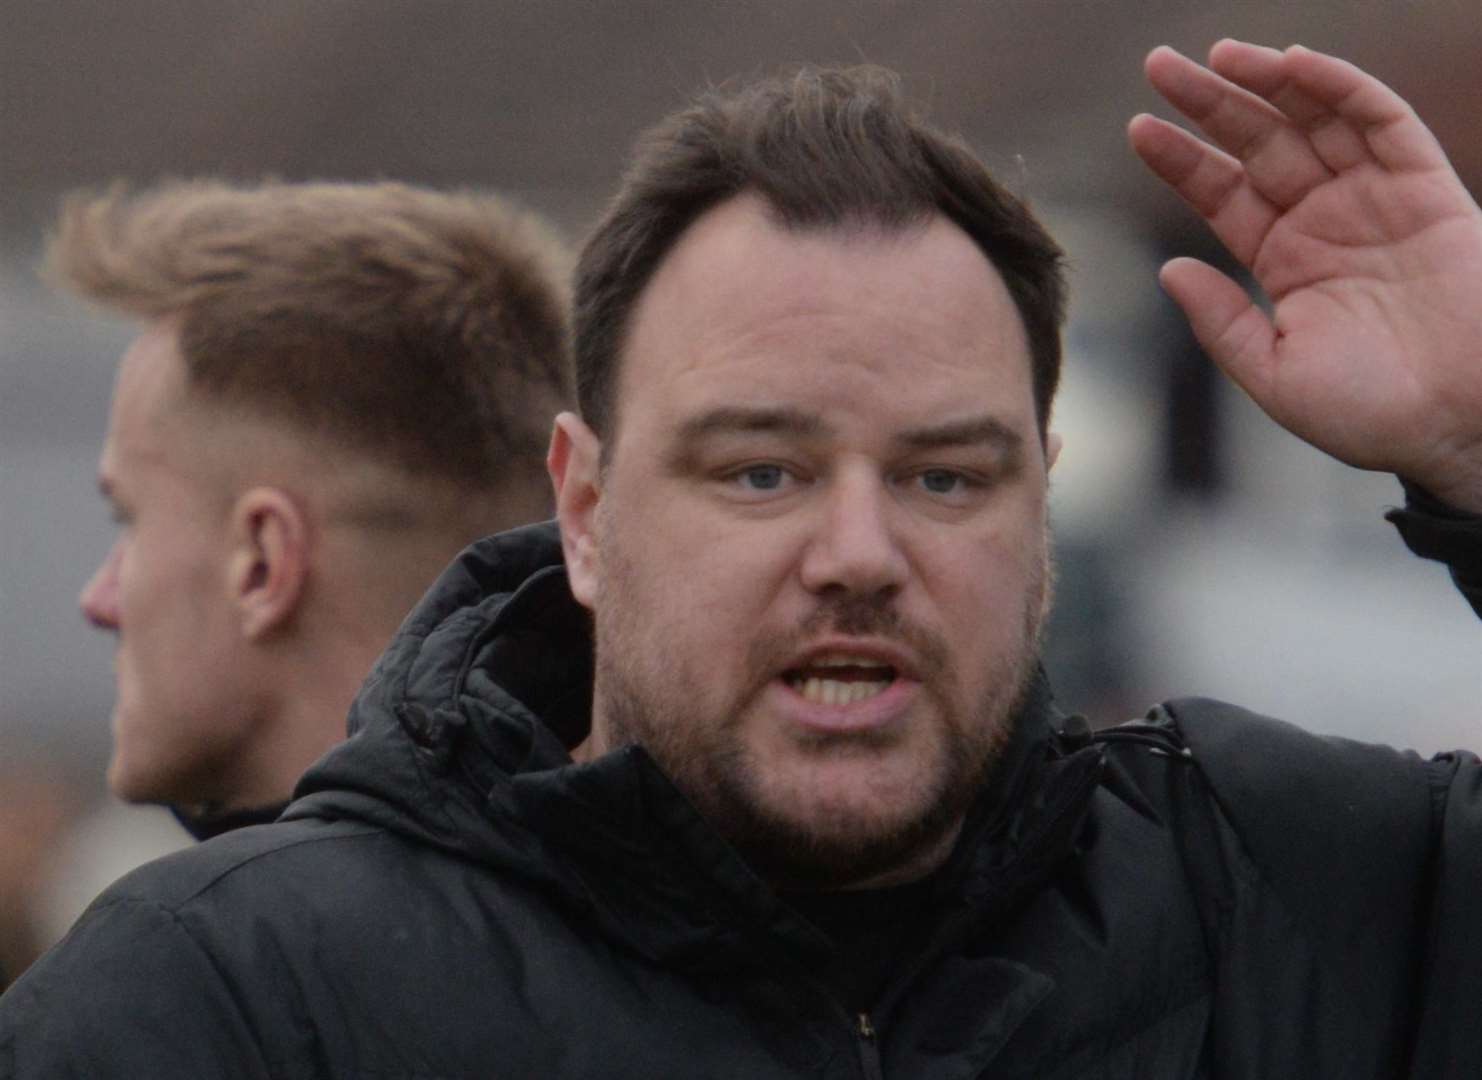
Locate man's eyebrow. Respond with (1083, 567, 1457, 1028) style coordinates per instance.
(674, 406, 829, 442)
(893, 415, 1024, 456)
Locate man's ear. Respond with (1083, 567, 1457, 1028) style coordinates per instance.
(548, 411, 602, 609)
(227, 487, 310, 640)
(1046, 431, 1064, 473)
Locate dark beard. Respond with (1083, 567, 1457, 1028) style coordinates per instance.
(594, 587, 1042, 891)
(692, 711, 1015, 890)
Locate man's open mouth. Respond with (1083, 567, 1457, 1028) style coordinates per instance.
(782, 653, 897, 706)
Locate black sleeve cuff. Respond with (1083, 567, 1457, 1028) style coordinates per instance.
(1385, 478, 1482, 619)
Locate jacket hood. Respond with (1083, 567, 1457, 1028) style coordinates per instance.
(289, 522, 583, 860)
(288, 521, 1102, 969)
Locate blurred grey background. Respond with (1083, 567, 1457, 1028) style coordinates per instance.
(3, 1, 1480, 962)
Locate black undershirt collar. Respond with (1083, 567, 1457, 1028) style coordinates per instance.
(782, 875, 942, 1013)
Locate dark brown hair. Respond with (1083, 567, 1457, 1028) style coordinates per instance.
(47, 180, 573, 496)
(574, 65, 1066, 442)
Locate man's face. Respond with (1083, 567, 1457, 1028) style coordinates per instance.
(80, 322, 255, 807)
(564, 195, 1056, 889)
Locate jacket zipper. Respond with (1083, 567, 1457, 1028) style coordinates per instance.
(855, 1011, 884, 1080)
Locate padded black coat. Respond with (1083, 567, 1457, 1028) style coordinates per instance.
(3, 520, 1480, 1079)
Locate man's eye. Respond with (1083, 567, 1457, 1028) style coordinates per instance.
(919, 469, 964, 495)
(737, 464, 786, 491)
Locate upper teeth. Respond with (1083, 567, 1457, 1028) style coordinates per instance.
(796, 676, 890, 706)
(788, 654, 894, 706)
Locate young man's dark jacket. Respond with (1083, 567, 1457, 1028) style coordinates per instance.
(2, 500, 1480, 1078)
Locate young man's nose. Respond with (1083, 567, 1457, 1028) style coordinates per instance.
(797, 472, 909, 597)
(79, 543, 122, 630)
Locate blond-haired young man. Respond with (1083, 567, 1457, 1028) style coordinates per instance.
(56, 180, 572, 837)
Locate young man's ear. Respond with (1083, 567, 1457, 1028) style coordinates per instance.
(547, 411, 602, 609)
(1046, 432, 1063, 472)
(227, 487, 310, 640)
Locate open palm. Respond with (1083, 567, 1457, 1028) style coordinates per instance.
(1129, 40, 1482, 513)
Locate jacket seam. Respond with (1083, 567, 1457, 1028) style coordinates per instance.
(90, 823, 384, 913)
(62, 896, 280, 1072)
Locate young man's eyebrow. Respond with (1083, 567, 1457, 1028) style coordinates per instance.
(674, 406, 830, 443)
(892, 415, 1024, 457)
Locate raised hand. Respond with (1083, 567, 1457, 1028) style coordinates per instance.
(1129, 40, 1482, 513)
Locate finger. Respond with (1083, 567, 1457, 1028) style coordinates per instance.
(1144, 45, 1333, 209)
(1278, 45, 1452, 174)
(1206, 39, 1372, 174)
(1128, 113, 1277, 266)
(1158, 257, 1277, 402)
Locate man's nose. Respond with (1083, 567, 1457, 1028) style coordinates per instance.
(79, 542, 122, 630)
(798, 469, 909, 598)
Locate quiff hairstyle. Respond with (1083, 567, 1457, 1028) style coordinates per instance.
(575, 65, 1066, 443)
(48, 180, 573, 500)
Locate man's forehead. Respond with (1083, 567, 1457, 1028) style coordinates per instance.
(637, 201, 1018, 344)
(113, 322, 190, 417)
(636, 210, 1025, 371)
(645, 195, 983, 300)
(103, 319, 243, 491)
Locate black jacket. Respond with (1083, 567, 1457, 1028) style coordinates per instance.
(2, 516, 1479, 1079)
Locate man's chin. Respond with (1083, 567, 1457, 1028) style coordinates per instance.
(105, 748, 172, 806)
(735, 807, 960, 891)
(105, 760, 149, 804)
(104, 759, 140, 802)
(697, 768, 966, 890)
